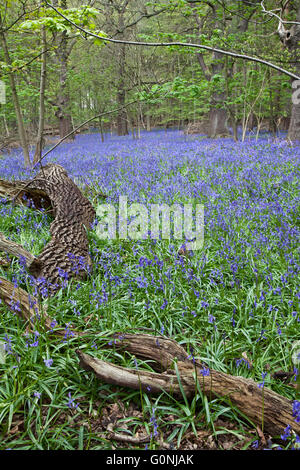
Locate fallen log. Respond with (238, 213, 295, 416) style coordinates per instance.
(0, 177, 51, 208)
(0, 164, 96, 294)
(0, 274, 298, 438)
(77, 334, 300, 438)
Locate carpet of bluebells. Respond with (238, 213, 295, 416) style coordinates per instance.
(0, 130, 299, 450)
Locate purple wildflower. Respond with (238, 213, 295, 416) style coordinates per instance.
(293, 400, 300, 423)
(67, 392, 79, 409)
(44, 358, 53, 368)
(258, 371, 267, 389)
(280, 425, 291, 441)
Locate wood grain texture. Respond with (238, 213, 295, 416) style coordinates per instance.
(0, 164, 96, 294)
(77, 334, 300, 437)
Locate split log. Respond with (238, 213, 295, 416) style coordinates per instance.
(0, 164, 96, 294)
(0, 178, 51, 208)
(77, 334, 300, 438)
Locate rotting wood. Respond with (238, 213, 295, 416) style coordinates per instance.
(0, 275, 52, 331)
(77, 335, 300, 438)
(0, 271, 298, 438)
(0, 177, 51, 208)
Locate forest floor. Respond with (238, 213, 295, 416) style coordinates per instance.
(0, 130, 299, 450)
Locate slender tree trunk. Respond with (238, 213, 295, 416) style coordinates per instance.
(53, 0, 74, 140)
(146, 112, 151, 131)
(288, 5, 300, 140)
(116, 42, 128, 136)
(56, 30, 73, 139)
(3, 115, 10, 137)
(99, 118, 104, 142)
(208, 52, 229, 137)
(0, 29, 30, 167)
(231, 117, 238, 142)
(288, 62, 300, 140)
(278, 4, 300, 140)
(116, 7, 128, 137)
(33, 27, 47, 165)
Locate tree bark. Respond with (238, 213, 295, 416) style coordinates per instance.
(116, 44, 128, 135)
(54, 0, 74, 140)
(33, 26, 47, 165)
(77, 333, 300, 438)
(278, 4, 300, 140)
(0, 27, 30, 167)
(56, 30, 74, 139)
(193, 12, 229, 138)
(0, 232, 41, 271)
(0, 164, 95, 294)
(288, 53, 300, 140)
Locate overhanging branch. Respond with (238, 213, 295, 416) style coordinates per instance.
(45, 1, 300, 80)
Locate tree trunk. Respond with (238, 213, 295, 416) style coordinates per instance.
(116, 43, 128, 136)
(146, 112, 151, 131)
(231, 117, 238, 142)
(99, 117, 104, 142)
(207, 107, 228, 138)
(208, 53, 229, 137)
(288, 57, 300, 140)
(33, 27, 47, 165)
(116, 8, 128, 137)
(278, 5, 300, 141)
(56, 30, 73, 139)
(287, 6, 300, 141)
(0, 232, 42, 271)
(194, 11, 229, 138)
(0, 29, 30, 167)
(289, 83, 300, 141)
(54, 0, 74, 140)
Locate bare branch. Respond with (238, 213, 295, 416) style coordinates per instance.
(44, 1, 300, 80)
(261, 1, 300, 25)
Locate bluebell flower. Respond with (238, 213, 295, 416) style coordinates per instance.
(280, 425, 291, 441)
(150, 407, 158, 438)
(44, 358, 53, 368)
(293, 400, 300, 423)
(252, 440, 259, 449)
(199, 367, 210, 376)
(258, 371, 267, 389)
(67, 392, 79, 409)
